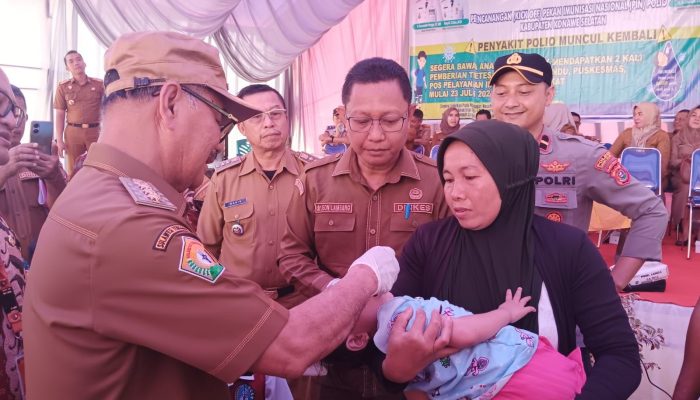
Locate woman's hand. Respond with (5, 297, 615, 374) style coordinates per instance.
(497, 287, 536, 324)
(382, 308, 457, 383)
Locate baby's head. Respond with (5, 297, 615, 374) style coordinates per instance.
(346, 292, 394, 352)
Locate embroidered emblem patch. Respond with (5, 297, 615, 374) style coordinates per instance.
(409, 188, 423, 200)
(544, 192, 568, 204)
(68, 99, 75, 106)
(546, 211, 562, 222)
(234, 383, 255, 400)
(232, 223, 244, 236)
(314, 203, 352, 213)
(224, 198, 247, 208)
(594, 151, 614, 171)
(609, 161, 631, 186)
(540, 160, 570, 173)
(393, 203, 434, 214)
(153, 224, 191, 251)
(120, 177, 176, 211)
(295, 178, 304, 196)
(178, 236, 225, 283)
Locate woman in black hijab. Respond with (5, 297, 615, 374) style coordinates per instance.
(382, 120, 641, 399)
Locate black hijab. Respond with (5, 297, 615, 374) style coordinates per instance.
(436, 120, 542, 332)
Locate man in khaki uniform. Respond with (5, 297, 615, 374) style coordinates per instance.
(278, 57, 450, 399)
(53, 50, 104, 175)
(23, 31, 401, 400)
(0, 85, 66, 261)
(198, 84, 315, 309)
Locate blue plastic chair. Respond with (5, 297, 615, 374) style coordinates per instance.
(411, 144, 426, 155)
(429, 145, 440, 160)
(686, 149, 700, 259)
(620, 147, 662, 196)
(324, 143, 347, 155)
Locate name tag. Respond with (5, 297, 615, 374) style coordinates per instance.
(314, 203, 353, 213)
(393, 203, 434, 214)
(224, 198, 247, 208)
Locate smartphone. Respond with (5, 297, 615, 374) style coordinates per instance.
(30, 121, 53, 155)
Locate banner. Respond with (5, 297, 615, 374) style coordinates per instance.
(409, 0, 700, 120)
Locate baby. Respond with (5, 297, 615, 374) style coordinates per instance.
(347, 288, 586, 400)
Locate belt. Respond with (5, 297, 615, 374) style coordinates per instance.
(263, 285, 294, 300)
(67, 122, 99, 128)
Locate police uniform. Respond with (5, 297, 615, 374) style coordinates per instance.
(535, 129, 667, 260)
(197, 149, 317, 309)
(53, 76, 104, 174)
(0, 166, 67, 261)
(23, 144, 288, 399)
(0, 216, 26, 400)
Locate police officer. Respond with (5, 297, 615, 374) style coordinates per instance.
(23, 31, 400, 400)
(489, 52, 668, 291)
(279, 57, 450, 399)
(0, 85, 66, 261)
(54, 50, 104, 176)
(198, 84, 316, 309)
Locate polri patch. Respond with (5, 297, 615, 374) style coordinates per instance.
(178, 236, 225, 283)
(224, 198, 247, 208)
(314, 203, 352, 213)
(540, 160, 570, 173)
(153, 224, 191, 251)
(393, 203, 434, 214)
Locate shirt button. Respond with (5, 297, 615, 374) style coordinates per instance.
(370, 228, 376, 235)
(269, 185, 274, 190)
(372, 195, 378, 201)
(328, 220, 335, 226)
(269, 210, 275, 216)
(268, 240, 274, 246)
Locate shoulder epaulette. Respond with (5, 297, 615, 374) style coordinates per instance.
(119, 177, 176, 211)
(411, 151, 437, 166)
(305, 153, 342, 171)
(90, 77, 103, 83)
(215, 155, 245, 173)
(556, 131, 600, 147)
(58, 79, 71, 85)
(293, 151, 320, 164)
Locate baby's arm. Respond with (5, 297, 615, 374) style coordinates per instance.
(449, 287, 535, 348)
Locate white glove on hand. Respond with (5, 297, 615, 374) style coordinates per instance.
(348, 246, 399, 295)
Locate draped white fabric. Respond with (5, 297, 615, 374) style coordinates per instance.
(71, 0, 363, 81)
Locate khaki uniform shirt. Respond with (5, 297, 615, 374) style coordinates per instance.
(197, 149, 314, 308)
(535, 129, 667, 260)
(53, 76, 104, 125)
(24, 143, 288, 400)
(609, 127, 671, 180)
(279, 148, 449, 298)
(0, 168, 66, 260)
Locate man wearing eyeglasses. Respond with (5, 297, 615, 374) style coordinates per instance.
(198, 84, 315, 309)
(279, 57, 450, 399)
(23, 32, 403, 400)
(53, 50, 104, 176)
(0, 85, 66, 262)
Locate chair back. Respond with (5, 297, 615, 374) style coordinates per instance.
(620, 147, 662, 196)
(412, 144, 426, 155)
(324, 143, 347, 155)
(429, 145, 440, 160)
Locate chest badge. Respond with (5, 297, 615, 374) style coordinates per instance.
(232, 222, 244, 236)
(409, 188, 423, 200)
(541, 160, 570, 173)
(68, 99, 75, 105)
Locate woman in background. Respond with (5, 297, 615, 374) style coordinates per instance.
(670, 106, 700, 245)
(431, 106, 460, 148)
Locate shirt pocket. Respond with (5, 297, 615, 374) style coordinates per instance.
(223, 202, 255, 242)
(535, 188, 578, 210)
(314, 213, 356, 232)
(389, 212, 432, 232)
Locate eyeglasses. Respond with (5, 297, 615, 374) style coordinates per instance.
(181, 85, 236, 143)
(247, 109, 287, 126)
(346, 113, 407, 133)
(0, 91, 26, 129)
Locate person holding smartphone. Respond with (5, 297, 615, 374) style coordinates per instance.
(0, 85, 66, 262)
(319, 106, 350, 154)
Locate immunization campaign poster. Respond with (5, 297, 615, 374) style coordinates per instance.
(410, 0, 700, 119)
